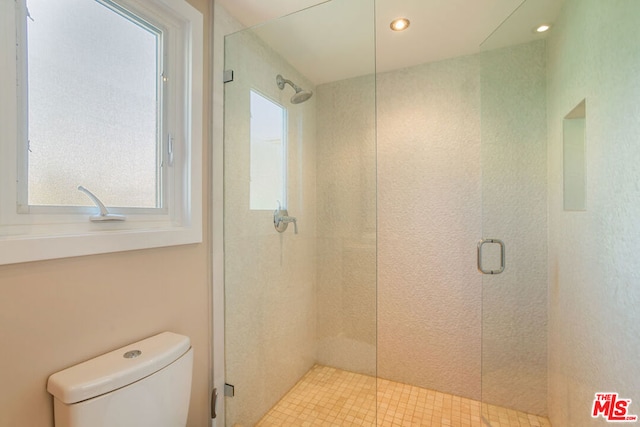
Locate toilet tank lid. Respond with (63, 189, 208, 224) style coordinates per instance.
(47, 332, 191, 404)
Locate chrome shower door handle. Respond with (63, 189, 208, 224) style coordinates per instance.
(477, 238, 505, 275)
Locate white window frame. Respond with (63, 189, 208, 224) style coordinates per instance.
(0, 0, 203, 265)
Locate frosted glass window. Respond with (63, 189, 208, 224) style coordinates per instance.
(250, 90, 286, 210)
(26, 0, 161, 208)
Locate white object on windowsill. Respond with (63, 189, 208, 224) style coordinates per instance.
(77, 186, 126, 222)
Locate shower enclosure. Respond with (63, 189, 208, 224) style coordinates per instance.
(222, 0, 550, 425)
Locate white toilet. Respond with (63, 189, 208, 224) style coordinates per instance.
(47, 332, 193, 427)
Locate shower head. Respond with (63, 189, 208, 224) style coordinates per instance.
(291, 89, 313, 104)
(276, 74, 313, 104)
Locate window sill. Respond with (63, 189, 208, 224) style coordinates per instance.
(0, 221, 202, 265)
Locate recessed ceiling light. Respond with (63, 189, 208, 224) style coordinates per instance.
(390, 18, 410, 32)
(535, 24, 551, 33)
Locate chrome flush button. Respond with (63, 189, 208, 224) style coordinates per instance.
(123, 350, 142, 359)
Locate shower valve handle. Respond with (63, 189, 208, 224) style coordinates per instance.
(274, 206, 298, 234)
(279, 215, 298, 234)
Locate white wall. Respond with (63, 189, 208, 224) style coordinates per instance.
(547, 1, 640, 425)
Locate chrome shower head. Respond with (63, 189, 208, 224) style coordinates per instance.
(276, 74, 313, 104)
(290, 88, 313, 104)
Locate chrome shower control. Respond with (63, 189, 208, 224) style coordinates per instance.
(274, 201, 298, 234)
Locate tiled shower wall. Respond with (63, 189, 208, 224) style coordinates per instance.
(547, 1, 640, 425)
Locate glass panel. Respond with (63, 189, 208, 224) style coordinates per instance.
(376, 32, 483, 411)
(223, 0, 376, 425)
(249, 90, 285, 210)
(26, 0, 160, 208)
(480, 0, 549, 420)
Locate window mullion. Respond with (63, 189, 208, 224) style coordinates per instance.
(16, 0, 29, 212)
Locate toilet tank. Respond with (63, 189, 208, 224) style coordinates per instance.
(47, 332, 193, 427)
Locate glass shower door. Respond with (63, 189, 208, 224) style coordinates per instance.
(479, 3, 549, 422)
(222, 1, 376, 425)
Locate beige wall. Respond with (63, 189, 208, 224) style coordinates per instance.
(0, 0, 212, 426)
(547, 1, 640, 425)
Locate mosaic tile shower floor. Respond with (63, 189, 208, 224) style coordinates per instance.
(255, 365, 551, 427)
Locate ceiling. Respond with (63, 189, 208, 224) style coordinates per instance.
(217, 0, 564, 85)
